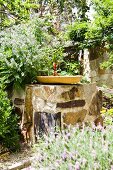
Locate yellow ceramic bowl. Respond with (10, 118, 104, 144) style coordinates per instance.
(37, 75, 82, 84)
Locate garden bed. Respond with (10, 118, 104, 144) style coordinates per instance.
(1, 87, 113, 170)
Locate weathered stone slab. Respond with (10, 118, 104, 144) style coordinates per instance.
(8, 159, 31, 170)
(34, 112, 61, 139)
(24, 86, 33, 123)
(57, 100, 85, 108)
(14, 98, 24, 105)
(63, 109, 87, 126)
(61, 87, 80, 100)
(88, 90, 102, 116)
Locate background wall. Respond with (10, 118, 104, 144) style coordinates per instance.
(84, 49, 113, 88)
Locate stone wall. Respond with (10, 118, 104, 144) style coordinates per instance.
(90, 57, 113, 88)
(23, 83, 102, 143)
(10, 89, 25, 129)
(84, 49, 113, 88)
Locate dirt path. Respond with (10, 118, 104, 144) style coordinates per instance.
(0, 146, 34, 170)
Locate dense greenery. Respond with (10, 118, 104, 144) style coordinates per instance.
(92, 0, 113, 69)
(67, 0, 113, 68)
(33, 125, 113, 169)
(68, 21, 88, 49)
(0, 17, 65, 89)
(0, 85, 19, 151)
(0, 14, 82, 89)
(0, 0, 39, 29)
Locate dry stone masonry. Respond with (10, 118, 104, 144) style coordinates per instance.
(84, 49, 113, 88)
(23, 83, 102, 143)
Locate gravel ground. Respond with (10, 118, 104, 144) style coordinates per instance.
(0, 145, 34, 170)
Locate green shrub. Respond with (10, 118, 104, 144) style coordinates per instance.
(0, 17, 64, 89)
(60, 61, 80, 76)
(0, 19, 45, 89)
(0, 85, 20, 151)
(68, 21, 88, 42)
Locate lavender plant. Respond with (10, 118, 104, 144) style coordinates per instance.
(32, 125, 113, 170)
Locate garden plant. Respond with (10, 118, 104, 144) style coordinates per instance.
(0, 84, 19, 151)
(32, 124, 113, 170)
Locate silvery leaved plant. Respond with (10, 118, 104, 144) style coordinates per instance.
(32, 125, 113, 170)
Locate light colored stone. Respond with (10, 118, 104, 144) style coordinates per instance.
(42, 102, 57, 113)
(87, 51, 113, 88)
(34, 97, 45, 111)
(23, 83, 102, 143)
(24, 86, 33, 123)
(83, 83, 97, 108)
(8, 159, 31, 170)
(90, 70, 97, 77)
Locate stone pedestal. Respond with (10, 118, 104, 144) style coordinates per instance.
(23, 83, 102, 143)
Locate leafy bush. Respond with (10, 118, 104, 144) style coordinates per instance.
(0, 19, 43, 89)
(68, 21, 88, 46)
(0, 16, 81, 89)
(32, 125, 113, 169)
(0, 17, 63, 89)
(100, 51, 113, 70)
(60, 61, 80, 76)
(0, 85, 19, 151)
(0, 0, 39, 29)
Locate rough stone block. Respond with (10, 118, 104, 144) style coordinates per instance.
(98, 68, 105, 75)
(63, 110, 87, 126)
(23, 83, 102, 143)
(14, 98, 24, 105)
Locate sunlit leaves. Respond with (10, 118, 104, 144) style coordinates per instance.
(0, 0, 39, 29)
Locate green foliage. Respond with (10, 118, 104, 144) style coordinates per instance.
(0, 85, 19, 151)
(60, 61, 80, 76)
(74, 0, 89, 21)
(33, 125, 113, 169)
(68, 21, 88, 43)
(90, 0, 113, 67)
(0, 17, 65, 89)
(35, 46, 64, 76)
(100, 51, 113, 69)
(0, 21, 39, 89)
(0, 0, 39, 29)
(67, 19, 104, 49)
(66, 0, 113, 68)
(92, 0, 113, 17)
(91, 0, 113, 42)
(68, 21, 89, 49)
(51, 46, 63, 63)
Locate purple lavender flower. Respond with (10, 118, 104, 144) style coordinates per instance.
(111, 165, 113, 170)
(68, 163, 73, 170)
(75, 161, 80, 170)
(61, 151, 67, 161)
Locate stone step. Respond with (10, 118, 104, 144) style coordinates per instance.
(8, 159, 32, 170)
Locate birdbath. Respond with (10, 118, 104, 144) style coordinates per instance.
(37, 61, 82, 84)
